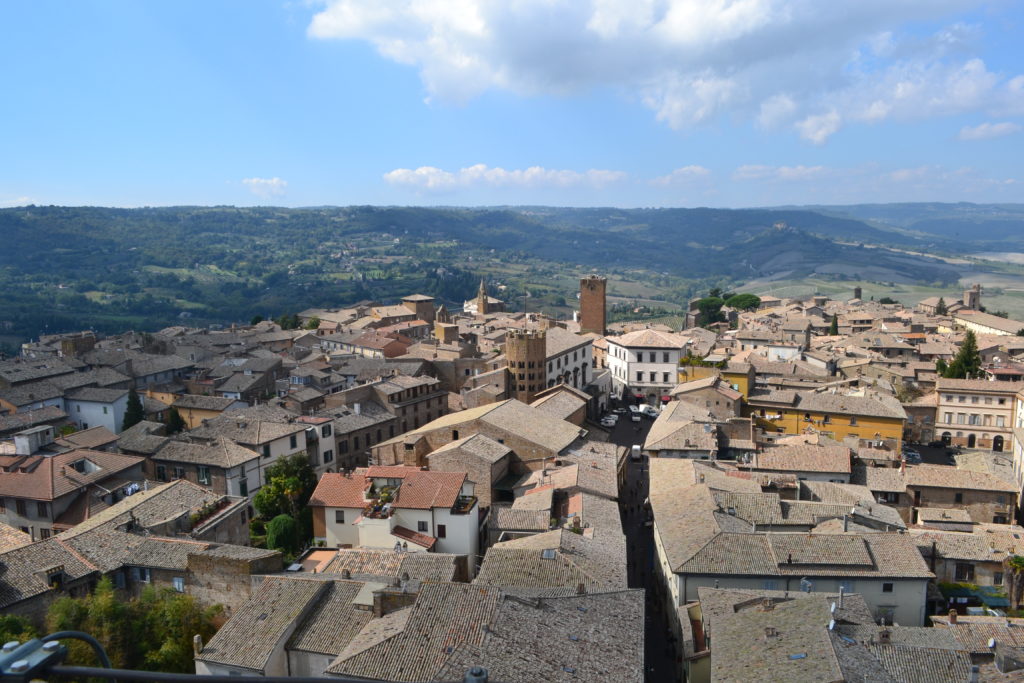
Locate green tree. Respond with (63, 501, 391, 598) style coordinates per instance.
(943, 329, 982, 379)
(46, 576, 222, 673)
(935, 359, 948, 376)
(253, 453, 317, 520)
(723, 293, 760, 311)
(166, 406, 186, 434)
(828, 314, 839, 336)
(0, 614, 38, 645)
(123, 386, 146, 431)
(266, 514, 301, 557)
(695, 297, 725, 327)
(250, 314, 264, 325)
(935, 297, 948, 315)
(878, 296, 898, 305)
(136, 586, 222, 673)
(304, 315, 321, 330)
(1006, 555, 1024, 611)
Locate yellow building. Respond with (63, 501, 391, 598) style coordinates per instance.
(745, 390, 906, 449)
(170, 394, 245, 430)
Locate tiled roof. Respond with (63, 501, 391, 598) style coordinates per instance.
(326, 582, 502, 680)
(55, 426, 118, 450)
(905, 464, 1017, 492)
(609, 328, 687, 349)
(196, 577, 327, 671)
(0, 406, 68, 434)
(319, 549, 460, 583)
(116, 420, 168, 455)
(0, 523, 32, 552)
(751, 444, 852, 474)
(152, 438, 261, 469)
(391, 525, 436, 549)
(286, 580, 375, 655)
(172, 394, 240, 411)
(426, 433, 512, 464)
(0, 538, 98, 609)
(65, 387, 128, 403)
(309, 471, 371, 509)
(435, 590, 644, 683)
(0, 449, 143, 501)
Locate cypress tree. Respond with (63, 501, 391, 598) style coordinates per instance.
(828, 314, 839, 335)
(122, 387, 145, 431)
(944, 329, 982, 379)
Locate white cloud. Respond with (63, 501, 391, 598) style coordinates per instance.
(795, 111, 841, 145)
(959, 121, 1022, 141)
(733, 165, 828, 181)
(242, 177, 288, 198)
(0, 196, 30, 207)
(383, 164, 627, 190)
(308, 1, 1023, 142)
(651, 165, 711, 186)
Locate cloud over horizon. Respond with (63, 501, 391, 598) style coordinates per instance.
(383, 164, 627, 191)
(308, 1, 1024, 143)
(242, 177, 288, 198)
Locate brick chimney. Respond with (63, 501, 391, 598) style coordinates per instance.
(949, 609, 958, 624)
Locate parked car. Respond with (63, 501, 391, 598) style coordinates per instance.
(600, 417, 617, 428)
(631, 445, 643, 461)
(631, 413, 642, 422)
(640, 405, 660, 419)
(628, 405, 640, 414)
(613, 408, 627, 415)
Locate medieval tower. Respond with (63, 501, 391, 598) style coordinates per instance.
(505, 329, 546, 404)
(476, 279, 489, 316)
(579, 275, 607, 336)
(963, 283, 982, 311)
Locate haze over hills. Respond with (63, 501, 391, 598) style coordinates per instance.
(0, 202, 1021, 353)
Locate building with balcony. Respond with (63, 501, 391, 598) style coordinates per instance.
(310, 465, 479, 558)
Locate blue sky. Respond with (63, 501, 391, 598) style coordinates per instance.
(1, 0, 1022, 208)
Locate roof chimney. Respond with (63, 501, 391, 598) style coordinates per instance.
(192, 635, 203, 656)
(878, 628, 891, 644)
(764, 626, 778, 639)
(576, 583, 586, 595)
(948, 609, 958, 624)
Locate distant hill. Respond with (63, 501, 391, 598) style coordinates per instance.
(780, 202, 1024, 249)
(0, 204, 976, 349)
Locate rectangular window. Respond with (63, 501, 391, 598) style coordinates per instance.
(955, 563, 975, 582)
(103, 406, 108, 414)
(172, 577, 185, 592)
(156, 465, 167, 482)
(663, 352, 669, 363)
(262, 444, 271, 458)
(335, 510, 345, 524)
(995, 572, 1005, 585)
(437, 524, 446, 538)
(972, 396, 979, 404)
(137, 567, 151, 583)
(997, 416, 1006, 427)
(649, 372, 656, 382)
(850, 416, 858, 426)
(239, 479, 248, 497)
(958, 395, 965, 403)
(944, 412, 953, 424)
(174, 467, 185, 479)
(354, 436, 360, 450)
(39, 528, 51, 540)
(882, 583, 893, 593)
(16, 500, 26, 516)
(636, 371, 642, 382)
(322, 425, 332, 437)
(0, 498, 5, 513)
(340, 440, 349, 454)
(417, 520, 428, 532)
(289, 434, 297, 449)
(957, 414, 966, 424)
(36, 502, 48, 518)
(662, 373, 669, 383)
(323, 449, 334, 463)
(197, 466, 210, 485)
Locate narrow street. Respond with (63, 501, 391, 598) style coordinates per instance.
(606, 413, 681, 683)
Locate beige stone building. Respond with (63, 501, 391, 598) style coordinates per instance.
(935, 378, 1018, 450)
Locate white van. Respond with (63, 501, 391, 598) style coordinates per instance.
(631, 445, 642, 461)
